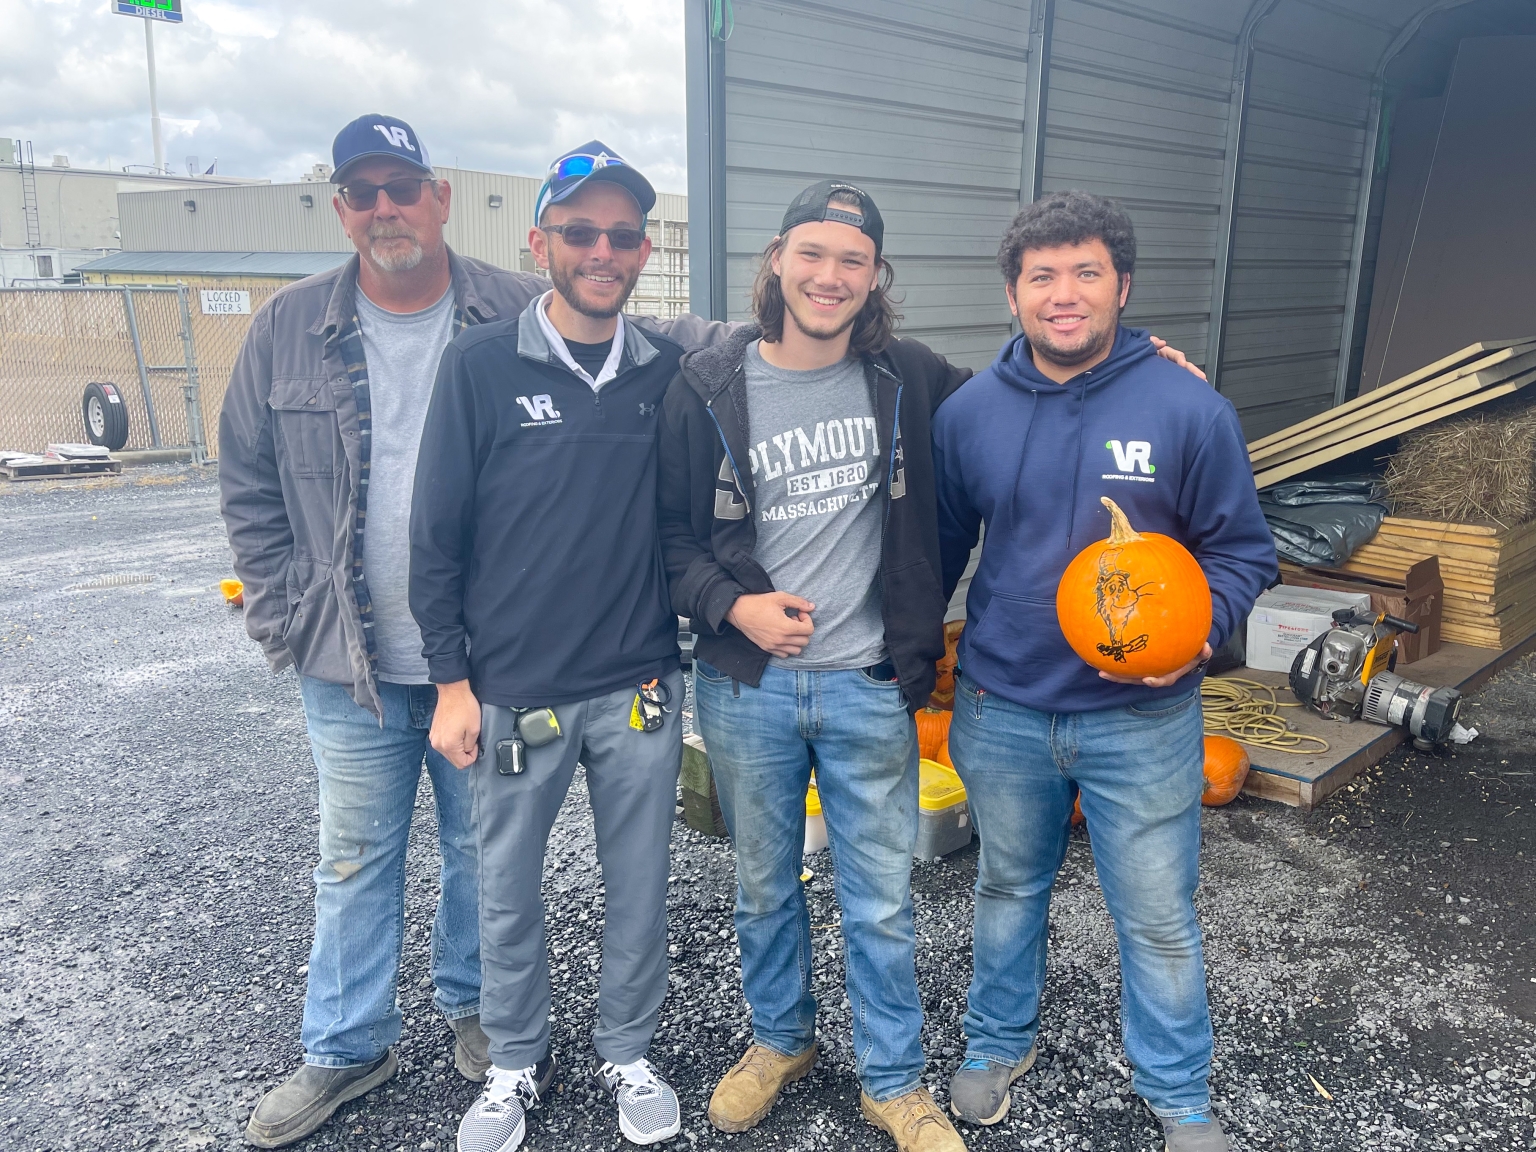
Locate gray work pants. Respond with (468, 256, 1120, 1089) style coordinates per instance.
(471, 669, 683, 1070)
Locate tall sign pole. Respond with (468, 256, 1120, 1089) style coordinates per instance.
(113, 1, 185, 174)
(144, 18, 164, 173)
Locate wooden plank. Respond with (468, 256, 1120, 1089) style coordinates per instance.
(1251, 348, 1536, 469)
(1245, 340, 1529, 454)
(1252, 368, 1536, 489)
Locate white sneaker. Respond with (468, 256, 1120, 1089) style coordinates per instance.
(457, 1055, 556, 1152)
(594, 1057, 682, 1145)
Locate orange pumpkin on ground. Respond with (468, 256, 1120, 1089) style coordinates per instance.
(1056, 497, 1211, 680)
(928, 620, 965, 709)
(1071, 795, 1084, 827)
(1202, 735, 1250, 806)
(915, 708, 953, 761)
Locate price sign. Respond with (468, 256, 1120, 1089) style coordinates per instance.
(113, 0, 184, 23)
(200, 289, 251, 315)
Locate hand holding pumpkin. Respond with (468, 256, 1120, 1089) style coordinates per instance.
(1097, 641, 1211, 687)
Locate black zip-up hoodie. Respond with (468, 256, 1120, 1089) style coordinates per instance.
(410, 299, 684, 708)
(658, 325, 972, 712)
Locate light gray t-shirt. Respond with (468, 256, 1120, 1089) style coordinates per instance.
(355, 286, 456, 684)
(744, 341, 887, 671)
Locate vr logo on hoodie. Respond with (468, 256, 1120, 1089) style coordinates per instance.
(1104, 439, 1155, 482)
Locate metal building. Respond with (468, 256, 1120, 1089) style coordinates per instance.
(119, 170, 692, 319)
(685, 0, 1536, 437)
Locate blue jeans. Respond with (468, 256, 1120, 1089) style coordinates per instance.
(948, 674, 1212, 1118)
(297, 677, 480, 1067)
(692, 660, 923, 1102)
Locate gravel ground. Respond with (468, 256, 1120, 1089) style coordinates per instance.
(1, 467, 1532, 1152)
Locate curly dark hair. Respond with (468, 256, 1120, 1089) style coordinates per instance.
(997, 190, 1137, 286)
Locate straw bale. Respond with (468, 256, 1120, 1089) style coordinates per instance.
(1384, 393, 1536, 527)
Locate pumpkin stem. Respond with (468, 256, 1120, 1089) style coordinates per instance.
(1101, 496, 1143, 545)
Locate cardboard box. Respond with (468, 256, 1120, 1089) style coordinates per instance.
(1279, 556, 1443, 664)
(1246, 587, 1373, 673)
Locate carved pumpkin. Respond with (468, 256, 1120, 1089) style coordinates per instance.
(916, 708, 953, 762)
(1202, 735, 1249, 806)
(928, 620, 965, 709)
(1056, 497, 1211, 679)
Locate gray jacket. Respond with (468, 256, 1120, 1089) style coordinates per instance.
(219, 249, 729, 718)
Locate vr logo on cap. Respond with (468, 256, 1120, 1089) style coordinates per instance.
(373, 124, 416, 152)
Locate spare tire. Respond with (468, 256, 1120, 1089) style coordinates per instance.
(82, 382, 130, 451)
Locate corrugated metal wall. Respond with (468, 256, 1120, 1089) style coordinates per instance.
(1218, 2, 1396, 439)
(1036, 0, 1241, 365)
(712, 0, 1034, 370)
(696, 0, 1461, 436)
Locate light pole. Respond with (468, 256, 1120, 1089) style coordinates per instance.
(112, 1, 184, 174)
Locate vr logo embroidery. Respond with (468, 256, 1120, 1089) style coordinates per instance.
(1103, 439, 1156, 483)
(372, 124, 416, 151)
(516, 394, 562, 426)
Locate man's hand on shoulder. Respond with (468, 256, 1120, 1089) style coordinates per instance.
(1097, 643, 1212, 688)
(726, 592, 816, 658)
(1149, 336, 1208, 382)
(431, 679, 482, 769)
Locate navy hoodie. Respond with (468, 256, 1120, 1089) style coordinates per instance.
(933, 325, 1277, 714)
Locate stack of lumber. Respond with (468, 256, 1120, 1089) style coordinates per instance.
(1249, 340, 1536, 490)
(1325, 516, 1536, 650)
(1249, 338, 1536, 651)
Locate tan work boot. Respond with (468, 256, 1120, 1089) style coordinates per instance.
(861, 1086, 969, 1152)
(707, 1042, 818, 1133)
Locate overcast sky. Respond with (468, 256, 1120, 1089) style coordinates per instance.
(2, 0, 688, 190)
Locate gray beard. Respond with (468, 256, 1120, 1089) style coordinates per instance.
(369, 240, 425, 272)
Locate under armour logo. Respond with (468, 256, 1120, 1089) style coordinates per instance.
(638, 403, 656, 417)
(516, 395, 561, 421)
(372, 124, 416, 152)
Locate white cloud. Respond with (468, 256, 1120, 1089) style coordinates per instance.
(1, 0, 688, 190)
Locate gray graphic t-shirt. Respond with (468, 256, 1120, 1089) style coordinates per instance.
(744, 340, 887, 670)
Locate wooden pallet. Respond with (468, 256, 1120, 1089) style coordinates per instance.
(0, 456, 123, 481)
(1324, 515, 1536, 649)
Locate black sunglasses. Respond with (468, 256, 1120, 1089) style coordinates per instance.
(542, 223, 646, 251)
(338, 177, 435, 211)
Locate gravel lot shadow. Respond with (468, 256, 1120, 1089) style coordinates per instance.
(1, 469, 1531, 1151)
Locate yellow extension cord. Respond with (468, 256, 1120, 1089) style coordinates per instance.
(1201, 677, 1331, 755)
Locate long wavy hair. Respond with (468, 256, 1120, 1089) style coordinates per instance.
(750, 209, 901, 356)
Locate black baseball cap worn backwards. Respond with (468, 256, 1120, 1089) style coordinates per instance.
(332, 114, 432, 183)
(535, 140, 657, 224)
(780, 179, 884, 255)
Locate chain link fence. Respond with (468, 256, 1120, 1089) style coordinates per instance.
(0, 283, 280, 461)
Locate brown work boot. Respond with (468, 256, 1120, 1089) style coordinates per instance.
(707, 1042, 818, 1133)
(861, 1086, 969, 1152)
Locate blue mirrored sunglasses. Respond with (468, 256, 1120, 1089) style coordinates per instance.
(547, 152, 628, 183)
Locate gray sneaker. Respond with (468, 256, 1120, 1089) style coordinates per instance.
(948, 1045, 1037, 1125)
(449, 1013, 492, 1083)
(594, 1058, 682, 1145)
(457, 1055, 556, 1152)
(1160, 1111, 1229, 1152)
(244, 1050, 397, 1148)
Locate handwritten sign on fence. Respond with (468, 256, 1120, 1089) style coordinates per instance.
(200, 290, 250, 315)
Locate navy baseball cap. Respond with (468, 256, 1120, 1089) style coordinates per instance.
(534, 140, 656, 224)
(331, 114, 432, 183)
(780, 179, 884, 255)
